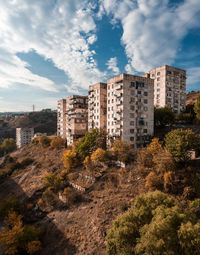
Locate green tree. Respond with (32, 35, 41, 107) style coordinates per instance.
(154, 106, 175, 127)
(1, 138, 17, 155)
(165, 129, 200, 163)
(194, 94, 200, 119)
(107, 191, 200, 255)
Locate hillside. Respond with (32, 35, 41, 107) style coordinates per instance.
(186, 90, 200, 105)
(0, 144, 145, 255)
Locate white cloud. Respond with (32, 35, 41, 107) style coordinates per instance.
(106, 57, 120, 75)
(0, 0, 106, 93)
(100, 0, 200, 73)
(187, 67, 200, 87)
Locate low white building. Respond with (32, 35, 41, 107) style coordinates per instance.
(16, 128, 34, 148)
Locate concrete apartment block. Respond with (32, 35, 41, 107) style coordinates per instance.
(107, 73, 154, 148)
(66, 95, 88, 145)
(57, 99, 66, 139)
(149, 65, 186, 114)
(88, 82, 107, 130)
(16, 127, 34, 148)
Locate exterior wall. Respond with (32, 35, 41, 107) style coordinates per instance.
(66, 95, 88, 145)
(88, 82, 107, 130)
(16, 128, 34, 148)
(107, 73, 154, 148)
(149, 65, 186, 113)
(57, 99, 66, 138)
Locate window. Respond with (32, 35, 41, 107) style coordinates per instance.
(108, 93, 110, 97)
(157, 77, 160, 81)
(130, 105, 135, 111)
(157, 83, 160, 87)
(157, 88, 160, 92)
(131, 90, 134, 95)
(130, 82, 135, 87)
(130, 97, 135, 103)
(151, 74, 155, 77)
(130, 129, 134, 133)
(112, 99, 114, 103)
(108, 85, 110, 90)
(108, 100, 110, 104)
(143, 129, 147, 133)
(138, 91, 141, 95)
(112, 84, 114, 88)
(130, 137, 134, 141)
(130, 113, 134, 118)
(130, 121, 134, 125)
(108, 107, 110, 111)
(157, 72, 160, 76)
(144, 107, 148, 112)
(144, 91, 148, 96)
(144, 99, 148, 104)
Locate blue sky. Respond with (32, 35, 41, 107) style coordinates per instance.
(0, 0, 200, 112)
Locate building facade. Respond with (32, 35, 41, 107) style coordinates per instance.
(66, 95, 88, 145)
(16, 128, 34, 148)
(57, 99, 67, 139)
(149, 65, 186, 113)
(88, 82, 107, 130)
(107, 73, 154, 148)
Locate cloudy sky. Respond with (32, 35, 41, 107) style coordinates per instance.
(0, 0, 200, 112)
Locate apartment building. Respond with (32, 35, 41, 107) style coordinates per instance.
(16, 128, 34, 148)
(88, 82, 107, 130)
(107, 73, 154, 148)
(148, 65, 186, 113)
(66, 95, 88, 145)
(57, 99, 67, 139)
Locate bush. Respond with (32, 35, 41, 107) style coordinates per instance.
(62, 187, 80, 206)
(62, 150, 78, 172)
(194, 94, 200, 119)
(39, 136, 51, 147)
(83, 156, 93, 172)
(43, 174, 63, 191)
(50, 137, 65, 149)
(91, 148, 106, 163)
(165, 129, 200, 163)
(164, 171, 175, 192)
(42, 188, 57, 206)
(17, 158, 34, 168)
(0, 138, 17, 155)
(111, 139, 133, 164)
(0, 198, 19, 217)
(0, 211, 41, 255)
(107, 191, 200, 255)
(145, 171, 163, 191)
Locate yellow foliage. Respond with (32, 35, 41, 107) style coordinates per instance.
(146, 138, 163, 156)
(145, 171, 163, 191)
(83, 156, 93, 171)
(91, 148, 106, 163)
(111, 139, 133, 163)
(164, 171, 175, 192)
(27, 240, 41, 254)
(27, 204, 33, 210)
(62, 150, 78, 172)
(50, 137, 65, 149)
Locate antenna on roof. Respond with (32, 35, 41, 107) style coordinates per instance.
(32, 104, 35, 112)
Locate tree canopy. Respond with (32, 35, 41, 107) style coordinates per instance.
(154, 106, 175, 127)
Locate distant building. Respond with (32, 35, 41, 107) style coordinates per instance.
(107, 73, 154, 148)
(32, 132, 47, 139)
(57, 99, 67, 139)
(66, 95, 88, 145)
(16, 128, 34, 148)
(88, 82, 107, 130)
(147, 65, 186, 114)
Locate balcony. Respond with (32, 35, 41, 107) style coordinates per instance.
(115, 83, 122, 90)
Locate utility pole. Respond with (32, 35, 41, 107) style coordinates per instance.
(32, 104, 35, 112)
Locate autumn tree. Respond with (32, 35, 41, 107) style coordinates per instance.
(111, 139, 133, 164)
(50, 137, 65, 149)
(91, 148, 106, 163)
(62, 150, 78, 172)
(39, 136, 51, 147)
(0, 138, 17, 155)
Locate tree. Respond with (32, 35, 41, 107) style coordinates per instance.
(165, 129, 200, 163)
(1, 138, 17, 154)
(91, 148, 106, 163)
(107, 191, 200, 255)
(194, 94, 200, 119)
(72, 129, 107, 159)
(154, 106, 175, 127)
(0, 211, 41, 255)
(39, 136, 51, 147)
(111, 139, 133, 164)
(62, 150, 78, 172)
(50, 137, 65, 149)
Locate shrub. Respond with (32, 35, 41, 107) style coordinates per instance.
(164, 171, 175, 192)
(111, 139, 133, 164)
(0, 211, 41, 255)
(91, 148, 106, 163)
(83, 156, 93, 172)
(39, 136, 51, 147)
(63, 187, 80, 206)
(0, 198, 19, 217)
(165, 129, 200, 163)
(194, 94, 200, 119)
(106, 191, 200, 255)
(50, 137, 65, 149)
(0, 138, 17, 155)
(145, 171, 163, 191)
(43, 174, 63, 191)
(32, 138, 39, 145)
(42, 188, 57, 206)
(18, 158, 34, 168)
(62, 150, 78, 172)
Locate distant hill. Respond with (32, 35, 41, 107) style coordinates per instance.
(186, 91, 200, 105)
